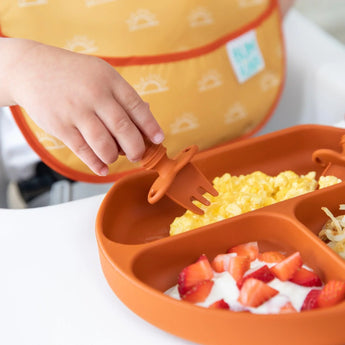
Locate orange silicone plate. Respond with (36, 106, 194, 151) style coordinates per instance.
(96, 124, 345, 345)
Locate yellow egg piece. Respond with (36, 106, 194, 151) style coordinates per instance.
(169, 170, 341, 236)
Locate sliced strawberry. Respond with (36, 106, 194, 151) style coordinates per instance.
(209, 299, 230, 310)
(211, 253, 234, 273)
(289, 267, 322, 287)
(317, 280, 345, 308)
(178, 254, 214, 296)
(279, 301, 297, 313)
(181, 280, 214, 303)
(258, 251, 286, 263)
(237, 265, 275, 289)
(238, 278, 278, 308)
(270, 252, 303, 281)
(301, 289, 321, 311)
(227, 241, 259, 261)
(227, 255, 250, 282)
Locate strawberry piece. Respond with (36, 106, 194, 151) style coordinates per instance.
(279, 301, 297, 313)
(209, 299, 230, 310)
(289, 267, 322, 287)
(317, 280, 345, 308)
(178, 254, 214, 296)
(258, 251, 286, 263)
(238, 278, 278, 307)
(227, 241, 259, 261)
(181, 280, 214, 303)
(301, 289, 321, 311)
(270, 252, 303, 281)
(227, 255, 250, 282)
(237, 265, 275, 289)
(211, 253, 234, 273)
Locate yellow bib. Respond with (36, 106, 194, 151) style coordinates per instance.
(0, 0, 285, 182)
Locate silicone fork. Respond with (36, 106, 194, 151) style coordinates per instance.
(312, 134, 345, 176)
(140, 142, 218, 215)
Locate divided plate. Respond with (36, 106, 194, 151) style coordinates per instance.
(96, 125, 345, 345)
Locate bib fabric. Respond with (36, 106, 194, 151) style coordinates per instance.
(0, 0, 285, 183)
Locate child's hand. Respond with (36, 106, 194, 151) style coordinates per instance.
(2, 39, 164, 176)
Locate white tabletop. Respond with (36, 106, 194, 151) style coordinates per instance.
(0, 195, 195, 345)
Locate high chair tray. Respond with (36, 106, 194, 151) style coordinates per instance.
(96, 124, 345, 345)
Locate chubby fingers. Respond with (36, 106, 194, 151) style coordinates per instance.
(62, 72, 164, 176)
(58, 123, 112, 176)
(90, 74, 165, 169)
(111, 73, 165, 146)
(95, 98, 148, 163)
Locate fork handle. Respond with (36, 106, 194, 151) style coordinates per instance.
(140, 141, 198, 204)
(312, 134, 345, 167)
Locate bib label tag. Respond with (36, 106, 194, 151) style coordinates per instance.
(226, 30, 265, 83)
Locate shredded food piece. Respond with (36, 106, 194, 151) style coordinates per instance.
(319, 206, 345, 259)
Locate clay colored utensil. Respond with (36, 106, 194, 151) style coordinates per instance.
(312, 134, 345, 177)
(140, 142, 218, 215)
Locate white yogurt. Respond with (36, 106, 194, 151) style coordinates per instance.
(165, 260, 322, 314)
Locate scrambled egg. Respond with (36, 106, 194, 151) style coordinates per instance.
(169, 171, 341, 236)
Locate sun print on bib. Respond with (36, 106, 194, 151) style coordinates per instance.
(170, 113, 199, 135)
(198, 70, 223, 92)
(126, 9, 159, 32)
(188, 7, 214, 28)
(85, 0, 117, 7)
(133, 74, 169, 96)
(260, 71, 280, 91)
(18, 0, 47, 7)
(64, 36, 98, 53)
(37, 132, 66, 151)
(224, 102, 248, 124)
